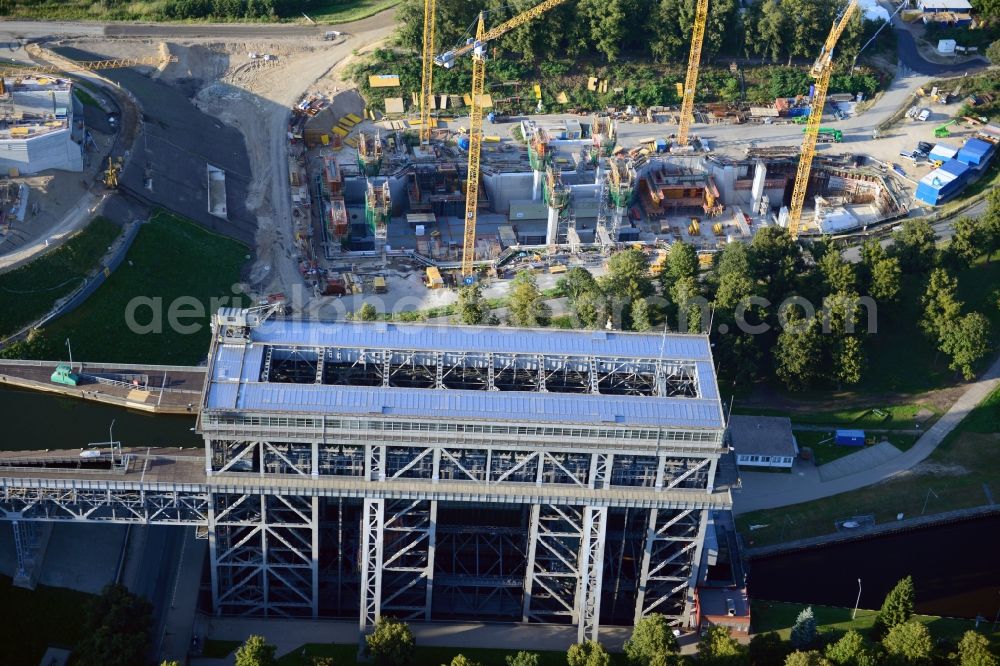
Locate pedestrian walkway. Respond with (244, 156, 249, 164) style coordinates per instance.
(195, 615, 636, 665)
(818, 442, 902, 481)
(733, 355, 1000, 515)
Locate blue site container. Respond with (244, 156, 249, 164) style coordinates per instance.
(956, 138, 993, 167)
(835, 429, 866, 447)
(655, 139, 668, 153)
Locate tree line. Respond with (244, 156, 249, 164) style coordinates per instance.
(394, 0, 882, 66)
(224, 576, 997, 666)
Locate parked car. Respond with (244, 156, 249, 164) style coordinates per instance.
(917, 108, 931, 122)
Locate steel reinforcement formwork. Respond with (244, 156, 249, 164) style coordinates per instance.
(0, 308, 730, 644)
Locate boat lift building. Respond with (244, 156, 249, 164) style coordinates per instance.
(198, 308, 730, 641)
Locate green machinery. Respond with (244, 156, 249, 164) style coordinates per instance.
(51, 364, 80, 386)
(804, 127, 843, 143)
(934, 120, 958, 138)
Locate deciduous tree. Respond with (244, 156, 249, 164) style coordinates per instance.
(957, 630, 998, 666)
(506, 652, 541, 666)
(750, 632, 791, 666)
(366, 617, 415, 666)
(697, 625, 748, 666)
(891, 220, 937, 274)
(870, 257, 902, 304)
(825, 630, 876, 666)
(624, 613, 680, 666)
(358, 302, 378, 321)
(784, 650, 832, 666)
(882, 620, 933, 663)
(948, 216, 984, 270)
(920, 269, 962, 344)
(74, 584, 153, 666)
(234, 635, 277, 666)
(567, 640, 612, 666)
(455, 284, 489, 325)
(508, 272, 551, 327)
(940, 311, 992, 380)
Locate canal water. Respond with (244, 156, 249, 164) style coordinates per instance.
(0, 385, 201, 451)
(748, 514, 1000, 620)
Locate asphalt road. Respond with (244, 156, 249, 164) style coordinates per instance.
(52, 45, 259, 246)
(893, 24, 989, 76)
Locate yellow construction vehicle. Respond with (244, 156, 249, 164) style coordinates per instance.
(418, 0, 436, 144)
(787, 0, 858, 239)
(104, 156, 123, 189)
(435, 0, 571, 278)
(677, 0, 709, 147)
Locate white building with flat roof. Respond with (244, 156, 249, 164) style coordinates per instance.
(0, 77, 83, 174)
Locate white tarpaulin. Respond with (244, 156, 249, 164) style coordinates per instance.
(858, 0, 890, 21)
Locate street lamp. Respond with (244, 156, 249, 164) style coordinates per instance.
(853, 578, 862, 619)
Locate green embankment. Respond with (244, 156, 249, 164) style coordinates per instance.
(752, 600, 1000, 648)
(0, 575, 93, 665)
(0, 217, 121, 339)
(2, 211, 248, 365)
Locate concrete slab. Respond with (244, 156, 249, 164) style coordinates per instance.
(0, 522, 125, 594)
(818, 442, 903, 481)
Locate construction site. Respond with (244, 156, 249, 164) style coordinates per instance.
(277, 0, 924, 299)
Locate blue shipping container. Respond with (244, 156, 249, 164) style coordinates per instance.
(835, 429, 866, 447)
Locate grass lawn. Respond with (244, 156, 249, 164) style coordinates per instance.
(0, 216, 121, 339)
(751, 600, 1000, 647)
(309, 0, 401, 23)
(277, 643, 626, 666)
(0, 575, 93, 665)
(203, 639, 242, 658)
(72, 85, 100, 108)
(6, 211, 248, 365)
(794, 430, 920, 466)
(736, 387, 1000, 548)
(3, 0, 399, 22)
(734, 403, 940, 431)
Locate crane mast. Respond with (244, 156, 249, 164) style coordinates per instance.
(787, 0, 858, 239)
(419, 0, 436, 144)
(437, 0, 570, 277)
(677, 0, 709, 147)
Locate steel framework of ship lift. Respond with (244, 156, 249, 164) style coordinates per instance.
(0, 317, 725, 642)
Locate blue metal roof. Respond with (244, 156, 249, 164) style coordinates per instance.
(939, 159, 970, 178)
(205, 382, 725, 429)
(249, 319, 714, 360)
(961, 138, 992, 157)
(205, 320, 725, 430)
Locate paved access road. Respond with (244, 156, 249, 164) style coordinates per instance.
(733, 353, 1000, 514)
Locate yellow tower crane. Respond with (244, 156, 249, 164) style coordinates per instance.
(0, 54, 178, 79)
(787, 0, 858, 239)
(436, 0, 571, 278)
(418, 0, 436, 144)
(677, 0, 709, 147)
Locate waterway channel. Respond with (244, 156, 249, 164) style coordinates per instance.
(748, 514, 1000, 621)
(0, 385, 200, 451)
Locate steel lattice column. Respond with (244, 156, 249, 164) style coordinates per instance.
(522, 504, 584, 623)
(577, 506, 608, 643)
(634, 508, 707, 626)
(359, 498, 384, 633)
(381, 499, 437, 620)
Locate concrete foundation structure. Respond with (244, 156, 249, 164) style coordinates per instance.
(0, 77, 83, 174)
